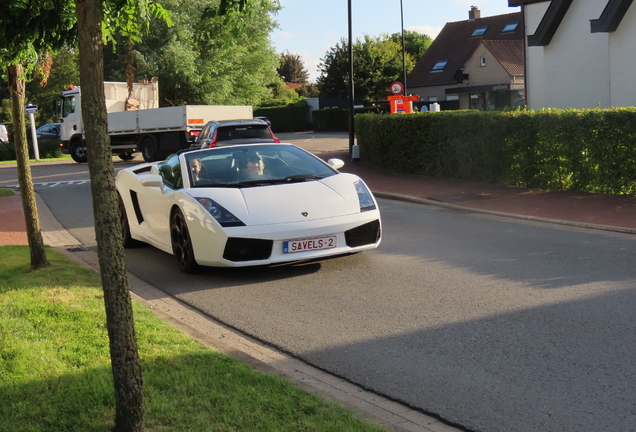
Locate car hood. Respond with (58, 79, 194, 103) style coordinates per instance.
(188, 175, 362, 226)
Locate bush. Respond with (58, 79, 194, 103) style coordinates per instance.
(0, 140, 63, 161)
(312, 106, 389, 132)
(356, 108, 636, 194)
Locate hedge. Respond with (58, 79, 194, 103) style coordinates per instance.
(253, 105, 308, 133)
(355, 108, 636, 195)
(313, 106, 389, 132)
(0, 140, 63, 161)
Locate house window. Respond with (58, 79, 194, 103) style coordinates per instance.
(431, 60, 448, 73)
(480, 57, 486, 67)
(446, 94, 459, 101)
(428, 96, 438, 102)
(471, 26, 488, 37)
(502, 22, 519, 32)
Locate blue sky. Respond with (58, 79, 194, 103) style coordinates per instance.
(270, 0, 520, 82)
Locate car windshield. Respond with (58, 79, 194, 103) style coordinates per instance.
(184, 144, 338, 188)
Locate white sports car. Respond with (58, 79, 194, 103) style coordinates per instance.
(116, 143, 382, 272)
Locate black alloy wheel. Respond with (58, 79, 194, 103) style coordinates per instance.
(170, 209, 198, 273)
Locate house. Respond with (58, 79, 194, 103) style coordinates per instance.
(511, 0, 636, 109)
(406, 7, 524, 111)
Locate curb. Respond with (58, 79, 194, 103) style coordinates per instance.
(373, 191, 636, 236)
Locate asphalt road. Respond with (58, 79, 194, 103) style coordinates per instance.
(2, 136, 636, 432)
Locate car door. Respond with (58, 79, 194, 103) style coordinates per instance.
(136, 154, 182, 248)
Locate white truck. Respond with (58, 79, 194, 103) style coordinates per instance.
(55, 80, 253, 162)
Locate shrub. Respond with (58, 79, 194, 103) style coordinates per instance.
(356, 108, 636, 194)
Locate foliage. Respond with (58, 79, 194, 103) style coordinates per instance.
(106, 0, 281, 106)
(254, 105, 308, 132)
(0, 1, 77, 70)
(356, 108, 636, 195)
(0, 139, 63, 161)
(388, 30, 433, 61)
(317, 31, 431, 103)
(313, 106, 389, 132)
(278, 51, 309, 84)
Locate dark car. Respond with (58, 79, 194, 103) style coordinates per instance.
(253, 116, 272, 127)
(35, 123, 61, 148)
(191, 119, 279, 149)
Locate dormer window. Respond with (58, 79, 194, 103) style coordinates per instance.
(431, 60, 448, 73)
(471, 26, 488, 37)
(502, 22, 519, 32)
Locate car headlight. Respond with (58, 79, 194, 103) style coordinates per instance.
(195, 198, 245, 227)
(354, 180, 376, 212)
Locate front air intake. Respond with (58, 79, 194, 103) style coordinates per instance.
(223, 238, 273, 262)
(345, 220, 381, 247)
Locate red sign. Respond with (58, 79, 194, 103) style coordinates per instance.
(390, 82, 404, 95)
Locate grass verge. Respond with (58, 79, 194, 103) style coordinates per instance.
(0, 246, 387, 432)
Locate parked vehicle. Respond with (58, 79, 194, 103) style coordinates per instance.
(190, 119, 279, 149)
(0, 124, 8, 143)
(35, 123, 61, 148)
(116, 143, 382, 272)
(254, 116, 272, 127)
(54, 80, 254, 163)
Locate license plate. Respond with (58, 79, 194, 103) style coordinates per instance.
(283, 236, 337, 253)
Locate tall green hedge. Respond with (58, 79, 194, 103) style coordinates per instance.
(313, 106, 389, 132)
(355, 108, 636, 194)
(0, 141, 63, 161)
(253, 106, 308, 132)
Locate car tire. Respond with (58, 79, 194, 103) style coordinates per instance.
(171, 209, 199, 273)
(70, 141, 88, 163)
(141, 135, 158, 162)
(118, 194, 142, 248)
(118, 152, 135, 161)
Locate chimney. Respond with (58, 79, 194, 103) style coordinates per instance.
(469, 6, 481, 21)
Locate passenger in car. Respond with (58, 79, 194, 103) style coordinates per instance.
(190, 158, 209, 184)
(240, 154, 268, 180)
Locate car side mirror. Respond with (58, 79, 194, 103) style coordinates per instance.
(327, 158, 345, 170)
(141, 174, 164, 189)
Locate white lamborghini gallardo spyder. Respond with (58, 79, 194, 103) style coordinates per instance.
(116, 143, 381, 273)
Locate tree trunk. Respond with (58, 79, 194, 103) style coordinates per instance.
(75, 0, 145, 430)
(6, 62, 49, 270)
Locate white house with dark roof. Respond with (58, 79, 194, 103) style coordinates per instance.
(511, 0, 636, 109)
(406, 7, 524, 111)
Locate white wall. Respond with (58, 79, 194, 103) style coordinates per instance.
(524, 2, 549, 109)
(609, 4, 636, 107)
(526, 0, 624, 110)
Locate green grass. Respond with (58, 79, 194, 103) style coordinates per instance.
(0, 246, 387, 432)
(0, 188, 14, 197)
(0, 154, 73, 165)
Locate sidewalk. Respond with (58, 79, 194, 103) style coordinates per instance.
(2, 159, 636, 432)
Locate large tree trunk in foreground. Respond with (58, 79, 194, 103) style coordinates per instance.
(75, 0, 145, 430)
(6, 62, 49, 270)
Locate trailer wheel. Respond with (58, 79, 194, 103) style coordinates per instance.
(70, 141, 88, 163)
(118, 152, 135, 161)
(141, 136, 158, 162)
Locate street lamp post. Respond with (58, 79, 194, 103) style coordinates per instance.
(400, 0, 407, 94)
(348, 0, 355, 156)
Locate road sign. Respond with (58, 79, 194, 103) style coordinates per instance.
(390, 82, 404, 95)
(25, 105, 38, 114)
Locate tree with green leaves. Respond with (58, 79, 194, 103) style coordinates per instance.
(278, 51, 309, 84)
(317, 31, 432, 103)
(102, 0, 281, 107)
(389, 30, 433, 61)
(0, 0, 77, 270)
